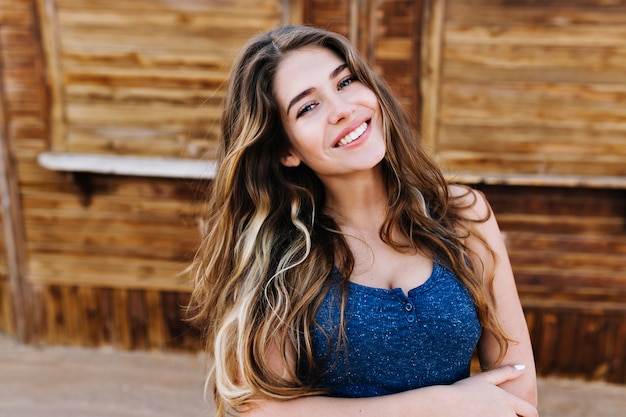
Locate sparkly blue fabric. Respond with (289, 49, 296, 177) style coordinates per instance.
(310, 262, 482, 397)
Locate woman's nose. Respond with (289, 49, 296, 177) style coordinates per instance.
(328, 94, 356, 124)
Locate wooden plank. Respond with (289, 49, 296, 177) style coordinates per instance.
(284, 0, 305, 24)
(613, 322, 626, 383)
(111, 288, 132, 349)
(75, 286, 105, 346)
(35, 0, 66, 151)
(505, 232, 626, 255)
(145, 290, 167, 349)
(28, 254, 193, 291)
(302, 0, 350, 35)
(162, 291, 202, 350)
(438, 151, 626, 176)
(38, 0, 283, 157)
(43, 286, 64, 344)
(128, 289, 149, 350)
(447, 3, 626, 26)
(420, 0, 446, 150)
(448, 172, 626, 189)
(0, 69, 29, 342)
(0, 281, 15, 334)
(440, 82, 626, 125)
(446, 21, 626, 47)
(434, 0, 626, 177)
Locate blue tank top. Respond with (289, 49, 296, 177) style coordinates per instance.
(309, 262, 481, 397)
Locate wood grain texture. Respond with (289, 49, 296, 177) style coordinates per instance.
(436, 0, 626, 176)
(39, 0, 282, 158)
(0, 0, 625, 386)
(477, 184, 626, 383)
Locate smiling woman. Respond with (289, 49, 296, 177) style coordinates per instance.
(187, 25, 538, 417)
(275, 46, 385, 179)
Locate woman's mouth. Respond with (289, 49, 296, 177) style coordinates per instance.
(335, 121, 368, 147)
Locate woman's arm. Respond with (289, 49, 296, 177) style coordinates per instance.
(242, 365, 536, 417)
(239, 294, 537, 417)
(456, 186, 538, 406)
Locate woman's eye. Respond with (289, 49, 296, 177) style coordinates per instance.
(297, 102, 317, 118)
(338, 76, 356, 90)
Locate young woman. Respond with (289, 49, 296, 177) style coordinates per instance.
(188, 25, 538, 417)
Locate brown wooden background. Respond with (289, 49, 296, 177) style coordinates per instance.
(0, 0, 625, 384)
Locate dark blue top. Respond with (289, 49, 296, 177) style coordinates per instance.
(309, 262, 482, 397)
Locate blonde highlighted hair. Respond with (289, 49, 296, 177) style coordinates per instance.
(187, 25, 509, 417)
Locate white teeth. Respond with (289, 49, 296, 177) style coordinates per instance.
(337, 122, 367, 146)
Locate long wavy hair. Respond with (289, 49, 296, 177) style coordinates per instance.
(187, 24, 509, 416)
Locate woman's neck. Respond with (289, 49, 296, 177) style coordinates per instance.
(322, 170, 388, 232)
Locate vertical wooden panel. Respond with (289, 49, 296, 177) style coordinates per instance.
(111, 288, 132, 349)
(77, 286, 105, 346)
(146, 290, 167, 349)
(0, 281, 15, 334)
(373, 0, 423, 122)
(0, 35, 26, 341)
(420, 0, 446, 150)
(303, 0, 423, 126)
(128, 289, 149, 350)
(303, 0, 351, 35)
(613, 320, 626, 383)
(43, 286, 64, 344)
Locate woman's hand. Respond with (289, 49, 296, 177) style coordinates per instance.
(395, 365, 537, 417)
(442, 365, 538, 417)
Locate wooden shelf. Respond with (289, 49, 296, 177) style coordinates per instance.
(37, 152, 217, 180)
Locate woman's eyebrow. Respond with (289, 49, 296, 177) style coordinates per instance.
(286, 63, 349, 116)
(287, 88, 314, 116)
(330, 63, 348, 80)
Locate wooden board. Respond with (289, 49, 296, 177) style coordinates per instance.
(435, 0, 626, 177)
(38, 0, 283, 158)
(476, 184, 626, 383)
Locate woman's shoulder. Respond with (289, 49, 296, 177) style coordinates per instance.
(447, 184, 491, 222)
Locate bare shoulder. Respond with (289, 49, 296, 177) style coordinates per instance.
(447, 184, 491, 222)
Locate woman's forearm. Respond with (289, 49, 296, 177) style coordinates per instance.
(241, 365, 537, 417)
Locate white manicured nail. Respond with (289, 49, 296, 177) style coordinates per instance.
(514, 364, 526, 371)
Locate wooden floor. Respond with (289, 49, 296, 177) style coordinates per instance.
(1, 334, 625, 417)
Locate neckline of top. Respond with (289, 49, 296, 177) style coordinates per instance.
(331, 262, 444, 299)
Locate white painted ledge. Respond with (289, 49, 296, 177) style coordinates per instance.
(37, 152, 217, 180)
(37, 152, 626, 189)
(446, 172, 626, 190)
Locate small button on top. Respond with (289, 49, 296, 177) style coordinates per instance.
(405, 303, 413, 312)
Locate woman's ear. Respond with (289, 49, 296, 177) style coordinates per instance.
(280, 148, 302, 167)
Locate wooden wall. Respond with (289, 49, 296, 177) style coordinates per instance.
(430, 0, 626, 175)
(1, 0, 286, 349)
(39, 0, 284, 159)
(0, 0, 624, 384)
(431, 0, 626, 383)
(479, 184, 626, 383)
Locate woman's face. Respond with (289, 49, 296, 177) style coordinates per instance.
(274, 46, 385, 182)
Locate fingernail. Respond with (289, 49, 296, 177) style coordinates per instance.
(514, 364, 526, 371)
